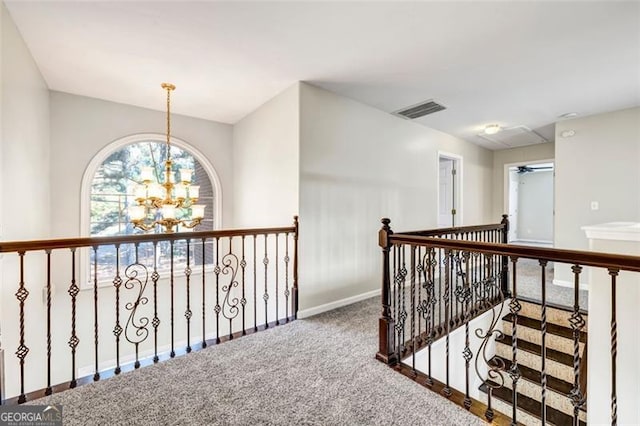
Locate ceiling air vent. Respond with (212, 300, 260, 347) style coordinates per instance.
(393, 100, 446, 120)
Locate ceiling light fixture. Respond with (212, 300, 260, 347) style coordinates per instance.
(128, 83, 205, 233)
(559, 112, 578, 119)
(484, 124, 501, 135)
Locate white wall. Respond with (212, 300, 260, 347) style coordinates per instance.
(517, 170, 553, 242)
(1, 3, 50, 241)
(1, 2, 51, 398)
(555, 107, 640, 283)
(492, 143, 555, 219)
(233, 83, 299, 228)
(298, 83, 493, 311)
(49, 91, 234, 238)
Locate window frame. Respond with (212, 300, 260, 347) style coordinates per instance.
(80, 133, 223, 288)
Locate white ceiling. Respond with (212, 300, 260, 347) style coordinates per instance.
(5, 1, 640, 150)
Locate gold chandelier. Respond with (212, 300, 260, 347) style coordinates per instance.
(128, 83, 205, 233)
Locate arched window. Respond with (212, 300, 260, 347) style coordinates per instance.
(82, 134, 221, 284)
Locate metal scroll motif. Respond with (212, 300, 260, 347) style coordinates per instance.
(123, 263, 150, 346)
(221, 253, 241, 321)
(418, 249, 437, 343)
(454, 252, 473, 408)
(473, 253, 506, 421)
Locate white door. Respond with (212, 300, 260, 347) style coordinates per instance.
(439, 158, 455, 227)
(508, 169, 519, 241)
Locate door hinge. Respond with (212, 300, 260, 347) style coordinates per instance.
(451, 209, 457, 215)
(452, 168, 457, 176)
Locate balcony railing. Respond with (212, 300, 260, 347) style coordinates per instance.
(376, 217, 640, 425)
(0, 217, 298, 404)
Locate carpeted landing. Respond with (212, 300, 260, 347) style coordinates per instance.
(28, 297, 483, 426)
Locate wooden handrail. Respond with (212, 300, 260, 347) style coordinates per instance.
(0, 224, 296, 254)
(402, 222, 506, 236)
(389, 234, 640, 272)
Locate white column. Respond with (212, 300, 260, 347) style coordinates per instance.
(583, 222, 640, 425)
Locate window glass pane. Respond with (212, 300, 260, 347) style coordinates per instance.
(89, 140, 216, 281)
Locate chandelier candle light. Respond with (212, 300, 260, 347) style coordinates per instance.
(128, 83, 205, 233)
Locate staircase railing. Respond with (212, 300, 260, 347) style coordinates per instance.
(376, 217, 640, 426)
(0, 217, 299, 404)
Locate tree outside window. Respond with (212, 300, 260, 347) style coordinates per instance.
(89, 141, 215, 281)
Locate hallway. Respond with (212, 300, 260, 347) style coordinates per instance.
(26, 298, 482, 426)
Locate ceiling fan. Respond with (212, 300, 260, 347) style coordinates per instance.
(516, 165, 554, 174)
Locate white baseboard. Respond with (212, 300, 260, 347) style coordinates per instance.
(297, 289, 379, 319)
(553, 278, 589, 291)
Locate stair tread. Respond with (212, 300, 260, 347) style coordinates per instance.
(480, 380, 586, 426)
(491, 356, 576, 396)
(503, 313, 587, 342)
(498, 334, 574, 367)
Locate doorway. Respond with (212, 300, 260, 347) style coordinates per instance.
(438, 153, 462, 227)
(505, 161, 554, 244)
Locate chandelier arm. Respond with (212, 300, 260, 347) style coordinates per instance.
(132, 221, 157, 232)
(180, 218, 203, 230)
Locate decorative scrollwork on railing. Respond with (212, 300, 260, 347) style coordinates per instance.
(123, 263, 150, 346)
(221, 253, 241, 321)
(473, 252, 506, 421)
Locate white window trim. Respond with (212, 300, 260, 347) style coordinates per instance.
(79, 133, 223, 288)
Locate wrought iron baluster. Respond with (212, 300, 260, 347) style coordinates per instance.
(264, 235, 269, 327)
(45, 250, 52, 394)
(170, 240, 175, 358)
(400, 246, 407, 354)
(124, 243, 149, 369)
(442, 249, 452, 397)
(454, 251, 473, 409)
(473, 250, 506, 422)
(540, 259, 548, 425)
(609, 268, 619, 426)
(222, 236, 239, 340)
(284, 233, 290, 323)
(201, 238, 207, 348)
(410, 245, 417, 376)
(416, 246, 423, 344)
(16, 252, 28, 403)
(253, 235, 257, 332)
(93, 246, 100, 380)
(425, 247, 436, 386)
(68, 248, 79, 387)
(215, 237, 221, 343)
(394, 245, 402, 359)
(569, 265, 586, 426)
(509, 256, 521, 425)
(152, 241, 160, 362)
(275, 234, 279, 325)
(185, 239, 192, 353)
(393, 244, 398, 349)
(438, 247, 443, 330)
(241, 236, 247, 333)
(113, 244, 122, 375)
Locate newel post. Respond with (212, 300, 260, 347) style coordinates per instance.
(376, 218, 397, 365)
(500, 214, 511, 297)
(292, 215, 299, 319)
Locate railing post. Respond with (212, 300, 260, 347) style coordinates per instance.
(501, 214, 511, 297)
(292, 215, 299, 319)
(376, 218, 397, 365)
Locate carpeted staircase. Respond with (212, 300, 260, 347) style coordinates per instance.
(480, 299, 587, 426)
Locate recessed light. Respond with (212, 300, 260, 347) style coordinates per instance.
(559, 112, 578, 119)
(484, 124, 501, 135)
